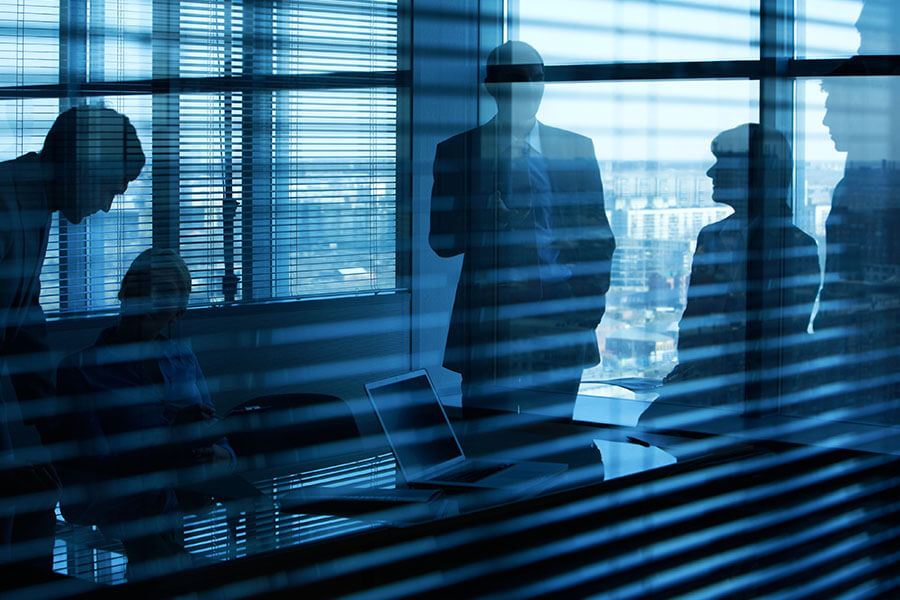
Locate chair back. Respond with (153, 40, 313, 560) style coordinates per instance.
(225, 393, 360, 470)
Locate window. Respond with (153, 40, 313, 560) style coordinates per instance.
(532, 80, 758, 387)
(0, 0, 401, 316)
(509, 0, 900, 431)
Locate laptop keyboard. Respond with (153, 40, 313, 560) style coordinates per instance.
(441, 463, 513, 483)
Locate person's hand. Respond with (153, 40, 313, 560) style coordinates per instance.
(198, 404, 217, 421)
(487, 190, 530, 230)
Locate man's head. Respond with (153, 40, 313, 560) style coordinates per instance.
(821, 1, 900, 160)
(119, 248, 192, 335)
(822, 75, 900, 160)
(484, 41, 545, 127)
(856, 0, 900, 56)
(707, 123, 792, 216)
(41, 106, 145, 224)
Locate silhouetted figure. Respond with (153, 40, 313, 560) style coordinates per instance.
(56, 248, 233, 580)
(812, 0, 900, 424)
(430, 41, 616, 419)
(0, 106, 144, 582)
(642, 124, 819, 427)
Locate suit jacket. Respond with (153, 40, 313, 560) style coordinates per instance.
(429, 120, 616, 378)
(813, 166, 900, 423)
(666, 213, 819, 391)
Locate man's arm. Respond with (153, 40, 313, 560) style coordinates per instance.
(5, 296, 56, 434)
(429, 140, 466, 258)
(569, 138, 616, 327)
(0, 226, 13, 351)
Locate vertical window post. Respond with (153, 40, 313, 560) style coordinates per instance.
(152, 0, 180, 251)
(241, 0, 273, 302)
(58, 0, 88, 313)
(746, 0, 796, 418)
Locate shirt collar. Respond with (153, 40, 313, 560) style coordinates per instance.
(496, 120, 543, 156)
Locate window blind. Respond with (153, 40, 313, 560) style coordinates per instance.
(0, 0, 61, 311)
(268, 0, 399, 300)
(179, 0, 245, 305)
(1, 0, 399, 316)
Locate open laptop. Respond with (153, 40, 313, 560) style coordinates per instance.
(365, 370, 566, 491)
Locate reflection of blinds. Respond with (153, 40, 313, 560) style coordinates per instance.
(53, 453, 395, 581)
(270, 0, 398, 300)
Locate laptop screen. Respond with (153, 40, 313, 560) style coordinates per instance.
(367, 373, 463, 480)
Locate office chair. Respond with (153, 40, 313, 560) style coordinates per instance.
(225, 393, 361, 471)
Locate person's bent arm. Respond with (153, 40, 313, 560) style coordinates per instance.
(570, 138, 616, 328)
(429, 141, 466, 258)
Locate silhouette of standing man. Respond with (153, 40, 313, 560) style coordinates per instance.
(0, 106, 145, 582)
(814, 0, 900, 423)
(430, 41, 616, 419)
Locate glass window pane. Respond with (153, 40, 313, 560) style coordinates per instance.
(514, 0, 758, 65)
(796, 0, 899, 58)
(272, 88, 397, 299)
(100, 0, 153, 81)
(0, 0, 59, 86)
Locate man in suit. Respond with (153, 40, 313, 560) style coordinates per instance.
(0, 105, 145, 581)
(430, 41, 616, 419)
(812, 0, 900, 424)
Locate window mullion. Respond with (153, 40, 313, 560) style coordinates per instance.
(241, 0, 274, 302)
(152, 0, 180, 251)
(58, 0, 88, 314)
(747, 0, 796, 418)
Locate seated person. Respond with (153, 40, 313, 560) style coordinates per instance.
(54, 248, 234, 578)
(641, 124, 820, 428)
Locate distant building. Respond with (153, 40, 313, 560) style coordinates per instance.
(604, 328, 676, 371)
(626, 206, 731, 241)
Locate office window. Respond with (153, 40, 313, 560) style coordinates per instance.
(533, 81, 758, 384)
(795, 0, 863, 58)
(508, 0, 898, 430)
(1, 0, 400, 315)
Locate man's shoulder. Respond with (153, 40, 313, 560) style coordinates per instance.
(697, 216, 731, 240)
(538, 123, 592, 146)
(436, 126, 483, 153)
(784, 222, 819, 250)
(0, 153, 45, 211)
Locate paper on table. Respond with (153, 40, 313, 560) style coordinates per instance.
(593, 439, 677, 481)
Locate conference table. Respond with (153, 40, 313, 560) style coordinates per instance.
(52, 408, 697, 587)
